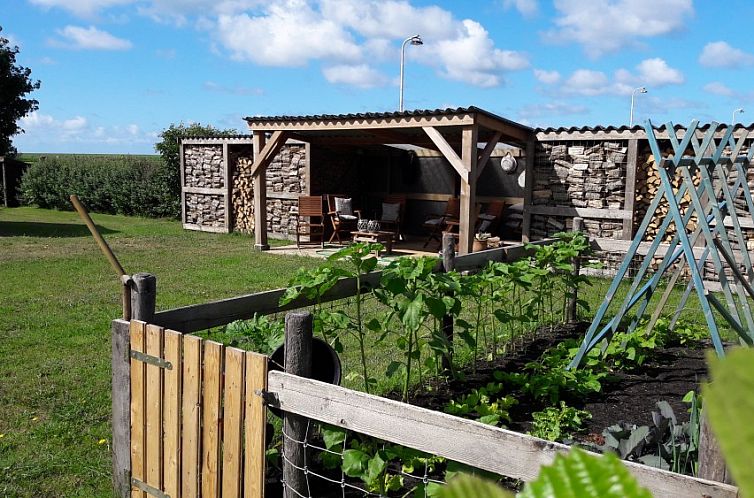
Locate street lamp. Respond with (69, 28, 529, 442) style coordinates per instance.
(733, 108, 744, 125)
(399, 34, 423, 112)
(629, 86, 648, 127)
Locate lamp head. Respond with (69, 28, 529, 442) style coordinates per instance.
(637, 86, 647, 94)
(410, 35, 423, 46)
(735, 108, 745, 114)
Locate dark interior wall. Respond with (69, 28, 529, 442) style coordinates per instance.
(477, 155, 525, 198)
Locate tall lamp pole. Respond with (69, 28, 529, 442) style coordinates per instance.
(629, 86, 648, 127)
(399, 34, 423, 112)
(733, 108, 744, 125)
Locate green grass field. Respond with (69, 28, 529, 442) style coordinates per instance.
(0, 207, 323, 497)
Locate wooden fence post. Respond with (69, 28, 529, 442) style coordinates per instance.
(699, 412, 732, 484)
(131, 273, 157, 323)
(441, 233, 456, 373)
(283, 311, 313, 497)
(567, 217, 584, 323)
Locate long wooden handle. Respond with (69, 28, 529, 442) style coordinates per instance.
(70, 194, 126, 276)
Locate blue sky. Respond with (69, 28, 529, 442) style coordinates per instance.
(4, 0, 754, 154)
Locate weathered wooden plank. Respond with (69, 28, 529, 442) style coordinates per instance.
(458, 125, 478, 255)
(528, 205, 633, 221)
(422, 126, 468, 183)
(267, 372, 738, 498)
(162, 329, 182, 498)
(183, 186, 226, 195)
(181, 335, 202, 498)
(129, 320, 147, 498)
(222, 347, 245, 498)
(592, 237, 748, 264)
(181, 223, 230, 234)
(153, 271, 382, 333)
(453, 239, 555, 272)
(521, 139, 535, 242)
(246, 113, 475, 131)
(244, 352, 268, 498)
(475, 131, 502, 180)
(201, 341, 223, 498)
(180, 141, 186, 226)
(223, 141, 232, 232)
(145, 324, 163, 491)
(112, 319, 131, 498)
(253, 131, 269, 250)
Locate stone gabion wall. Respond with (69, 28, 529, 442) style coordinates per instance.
(183, 145, 226, 228)
(530, 141, 627, 239)
(184, 193, 225, 227)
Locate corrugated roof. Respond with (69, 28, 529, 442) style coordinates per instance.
(244, 106, 533, 131)
(536, 123, 754, 134)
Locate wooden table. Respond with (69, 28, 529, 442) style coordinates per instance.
(350, 231, 394, 255)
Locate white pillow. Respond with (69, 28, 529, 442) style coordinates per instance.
(334, 197, 353, 216)
(381, 202, 400, 222)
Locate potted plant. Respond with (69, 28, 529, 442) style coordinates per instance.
(473, 232, 491, 252)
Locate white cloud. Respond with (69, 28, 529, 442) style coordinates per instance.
(502, 0, 538, 18)
(422, 20, 529, 87)
(203, 81, 264, 95)
(703, 82, 735, 97)
(534, 69, 560, 84)
(322, 64, 388, 88)
(546, 0, 694, 58)
(29, 0, 134, 18)
(558, 58, 683, 97)
(215, 2, 362, 66)
(699, 41, 754, 69)
(18, 111, 157, 147)
(51, 25, 132, 50)
(562, 69, 611, 96)
(615, 58, 684, 87)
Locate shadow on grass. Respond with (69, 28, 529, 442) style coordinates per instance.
(0, 221, 118, 238)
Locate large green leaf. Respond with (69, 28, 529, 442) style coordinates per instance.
(437, 474, 511, 498)
(703, 347, 754, 497)
(519, 448, 652, 498)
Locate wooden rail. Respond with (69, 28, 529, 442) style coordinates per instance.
(267, 371, 739, 498)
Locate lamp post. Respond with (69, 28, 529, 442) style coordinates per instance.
(733, 108, 744, 125)
(399, 34, 423, 112)
(629, 86, 648, 127)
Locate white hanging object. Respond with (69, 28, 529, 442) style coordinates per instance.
(500, 152, 518, 174)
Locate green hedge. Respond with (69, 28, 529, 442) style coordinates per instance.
(18, 154, 179, 218)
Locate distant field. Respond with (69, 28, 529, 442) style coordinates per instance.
(16, 153, 162, 165)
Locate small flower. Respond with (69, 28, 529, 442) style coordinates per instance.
(31, 416, 39, 421)
(0, 434, 5, 439)
(98, 438, 107, 445)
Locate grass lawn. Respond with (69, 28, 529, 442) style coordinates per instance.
(0, 207, 323, 497)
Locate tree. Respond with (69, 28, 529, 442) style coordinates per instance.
(0, 26, 40, 156)
(154, 122, 239, 217)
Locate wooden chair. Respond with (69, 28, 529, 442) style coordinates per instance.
(476, 200, 506, 236)
(326, 194, 362, 244)
(422, 197, 460, 248)
(378, 194, 406, 242)
(296, 195, 325, 248)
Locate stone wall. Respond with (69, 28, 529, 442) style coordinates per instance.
(530, 141, 628, 239)
(184, 145, 224, 188)
(184, 192, 225, 228)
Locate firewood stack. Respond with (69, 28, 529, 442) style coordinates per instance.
(232, 156, 255, 233)
(635, 148, 701, 243)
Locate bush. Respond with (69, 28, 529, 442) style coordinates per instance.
(19, 154, 179, 218)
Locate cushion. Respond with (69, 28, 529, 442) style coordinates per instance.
(478, 213, 496, 221)
(478, 219, 492, 232)
(381, 202, 400, 222)
(339, 214, 358, 221)
(334, 197, 353, 216)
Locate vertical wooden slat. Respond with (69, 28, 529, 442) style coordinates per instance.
(222, 348, 246, 498)
(623, 138, 639, 240)
(163, 330, 182, 498)
(130, 320, 147, 498)
(521, 138, 536, 242)
(244, 352, 268, 498)
(223, 142, 232, 232)
(145, 324, 164, 490)
(113, 319, 131, 498)
(180, 141, 187, 227)
(202, 341, 224, 498)
(182, 335, 202, 498)
(459, 125, 478, 255)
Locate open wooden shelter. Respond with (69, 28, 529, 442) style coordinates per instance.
(243, 107, 535, 254)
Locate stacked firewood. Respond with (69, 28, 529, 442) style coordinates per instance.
(232, 156, 255, 233)
(635, 149, 701, 243)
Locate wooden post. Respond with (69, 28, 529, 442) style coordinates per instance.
(567, 217, 584, 323)
(1, 156, 7, 208)
(130, 273, 157, 323)
(283, 312, 313, 497)
(111, 320, 131, 498)
(623, 138, 639, 240)
(521, 139, 535, 242)
(699, 412, 732, 484)
(459, 125, 478, 255)
(253, 131, 270, 251)
(441, 233, 456, 373)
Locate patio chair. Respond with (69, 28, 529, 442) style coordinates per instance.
(295, 195, 325, 248)
(476, 200, 506, 236)
(327, 194, 362, 244)
(378, 194, 406, 242)
(422, 197, 460, 248)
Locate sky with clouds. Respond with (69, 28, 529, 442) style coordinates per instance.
(4, 0, 754, 154)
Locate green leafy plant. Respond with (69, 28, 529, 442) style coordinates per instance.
(528, 402, 591, 442)
(221, 314, 284, 354)
(444, 382, 517, 427)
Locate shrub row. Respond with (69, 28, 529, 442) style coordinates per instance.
(18, 154, 180, 218)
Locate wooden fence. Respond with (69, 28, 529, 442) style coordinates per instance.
(110, 238, 739, 498)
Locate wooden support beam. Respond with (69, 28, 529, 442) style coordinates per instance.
(422, 126, 468, 183)
(623, 139, 639, 240)
(476, 131, 502, 180)
(250, 130, 287, 177)
(459, 125, 478, 255)
(521, 139, 535, 242)
(252, 131, 269, 250)
(223, 142, 232, 232)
